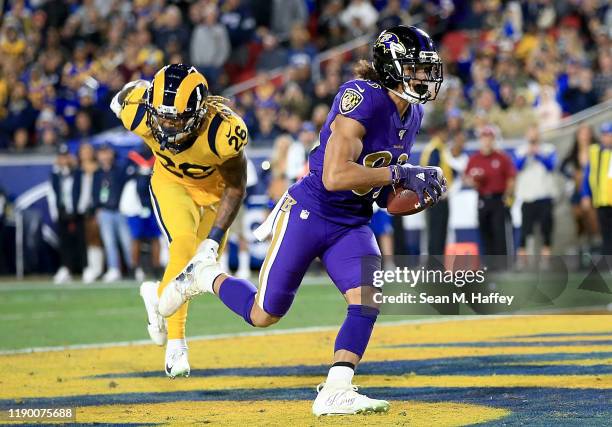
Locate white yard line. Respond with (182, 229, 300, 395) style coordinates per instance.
(0, 276, 326, 292)
(0, 315, 502, 356)
(0, 307, 141, 321)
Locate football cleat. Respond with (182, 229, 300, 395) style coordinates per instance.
(158, 252, 223, 317)
(53, 266, 72, 284)
(139, 281, 167, 346)
(165, 349, 190, 378)
(102, 268, 122, 283)
(312, 383, 390, 416)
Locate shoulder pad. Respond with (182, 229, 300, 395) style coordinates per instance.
(206, 109, 249, 162)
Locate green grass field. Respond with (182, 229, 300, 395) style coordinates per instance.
(0, 279, 416, 350)
(1, 270, 609, 351)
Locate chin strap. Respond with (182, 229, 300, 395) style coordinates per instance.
(387, 81, 430, 105)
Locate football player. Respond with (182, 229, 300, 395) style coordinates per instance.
(159, 25, 446, 414)
(110, 64, 249, 377)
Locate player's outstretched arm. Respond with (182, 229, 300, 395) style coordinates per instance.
(197, 151, 248, 261)
(322, 115, 392, 191)
(214, 152, 247, 231)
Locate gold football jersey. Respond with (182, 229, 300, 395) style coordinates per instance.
(119, 86, 248, 206)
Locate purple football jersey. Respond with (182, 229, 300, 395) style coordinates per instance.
(289, 79, 424, 225)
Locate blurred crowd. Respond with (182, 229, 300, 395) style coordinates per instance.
(0, 0, 610, 152)
(48, 142, 162, 283)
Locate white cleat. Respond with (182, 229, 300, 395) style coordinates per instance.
(139, 281, 167, 346)
(158, 252, 223, 317)
(53, 266, 72, 284)
(102, 268, 122, 283)
(312, 383, 390, 416)
(165, 349, 190, 378)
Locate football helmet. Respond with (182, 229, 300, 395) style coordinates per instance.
(373, 25, 443, 104)
(145, 64, 209, 153)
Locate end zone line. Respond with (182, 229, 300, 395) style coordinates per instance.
(0, 306, 607, 355)
(0, 315, 505, 356)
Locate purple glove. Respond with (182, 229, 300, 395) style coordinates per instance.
(389, 164, 446, 206)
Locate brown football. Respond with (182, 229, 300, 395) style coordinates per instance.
(386, 184, 433, 216)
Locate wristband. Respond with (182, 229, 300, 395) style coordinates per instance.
(389, 165, 403, 185)
(207, 226, 225, 244)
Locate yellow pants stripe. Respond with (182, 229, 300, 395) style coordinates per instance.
(256, 207, 290, 310)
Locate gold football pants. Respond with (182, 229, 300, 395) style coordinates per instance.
(149, 172, 226, 340)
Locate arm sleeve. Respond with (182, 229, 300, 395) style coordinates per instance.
(581, 163, 592, 198)
(117, 85, 150, 135)
(534, 152, 556, 171)
(514, 152, 527, 171)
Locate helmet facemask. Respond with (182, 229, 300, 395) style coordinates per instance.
(145, 89, 207, 154)
(389, 51, 443, 104)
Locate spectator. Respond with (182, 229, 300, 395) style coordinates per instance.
(562, 66, 598, 115)
(50, 144, 86, 284)
(70, 109, 95, 140)
(4, 82, 38, 137)
(535, 85, 562, 131)
(317, 0, 345, 50)
(465, 126, 516, 267)
(420, 128, 452, 257)
(581, 122, 612, 254)
(561, 124, 599, 258)
(92, 143, 132, 282)
(270, 0, 308, 39)
(287, 24, 318, 67)
(78, 142, 104, 283)
(286, 121, 316, 182)
(490, 89, 537, 139)
(122, 146, 161, 282)
(514, 125, 556, 258)
(377, 0, 408, 31)
(153, 5, 190, 57)
(0, 21, 26, 61)
(255, 31, 289, 72)
(190, 4, 231, 91)
(268, 134, 292, 203)
(593, 50, 612, 102)
(252, 100, 282, 146)
(220, 0, 256, 56)
(340, 0, 379, 36)
(10, 128, 30, 152)
(0, 186, 7, 275)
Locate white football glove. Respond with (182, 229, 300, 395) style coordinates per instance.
(109, 79, 151, 118)
(196, 238, 220, 262)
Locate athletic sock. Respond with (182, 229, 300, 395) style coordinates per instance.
(166, 338, 187, 359)
(334, 305, 379, 358)
(218, 277, 257, 326)
(237, 250, 250, 273)
(325, 364, 355, 387)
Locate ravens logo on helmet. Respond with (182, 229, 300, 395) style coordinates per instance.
(373, 25, 443, 104)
